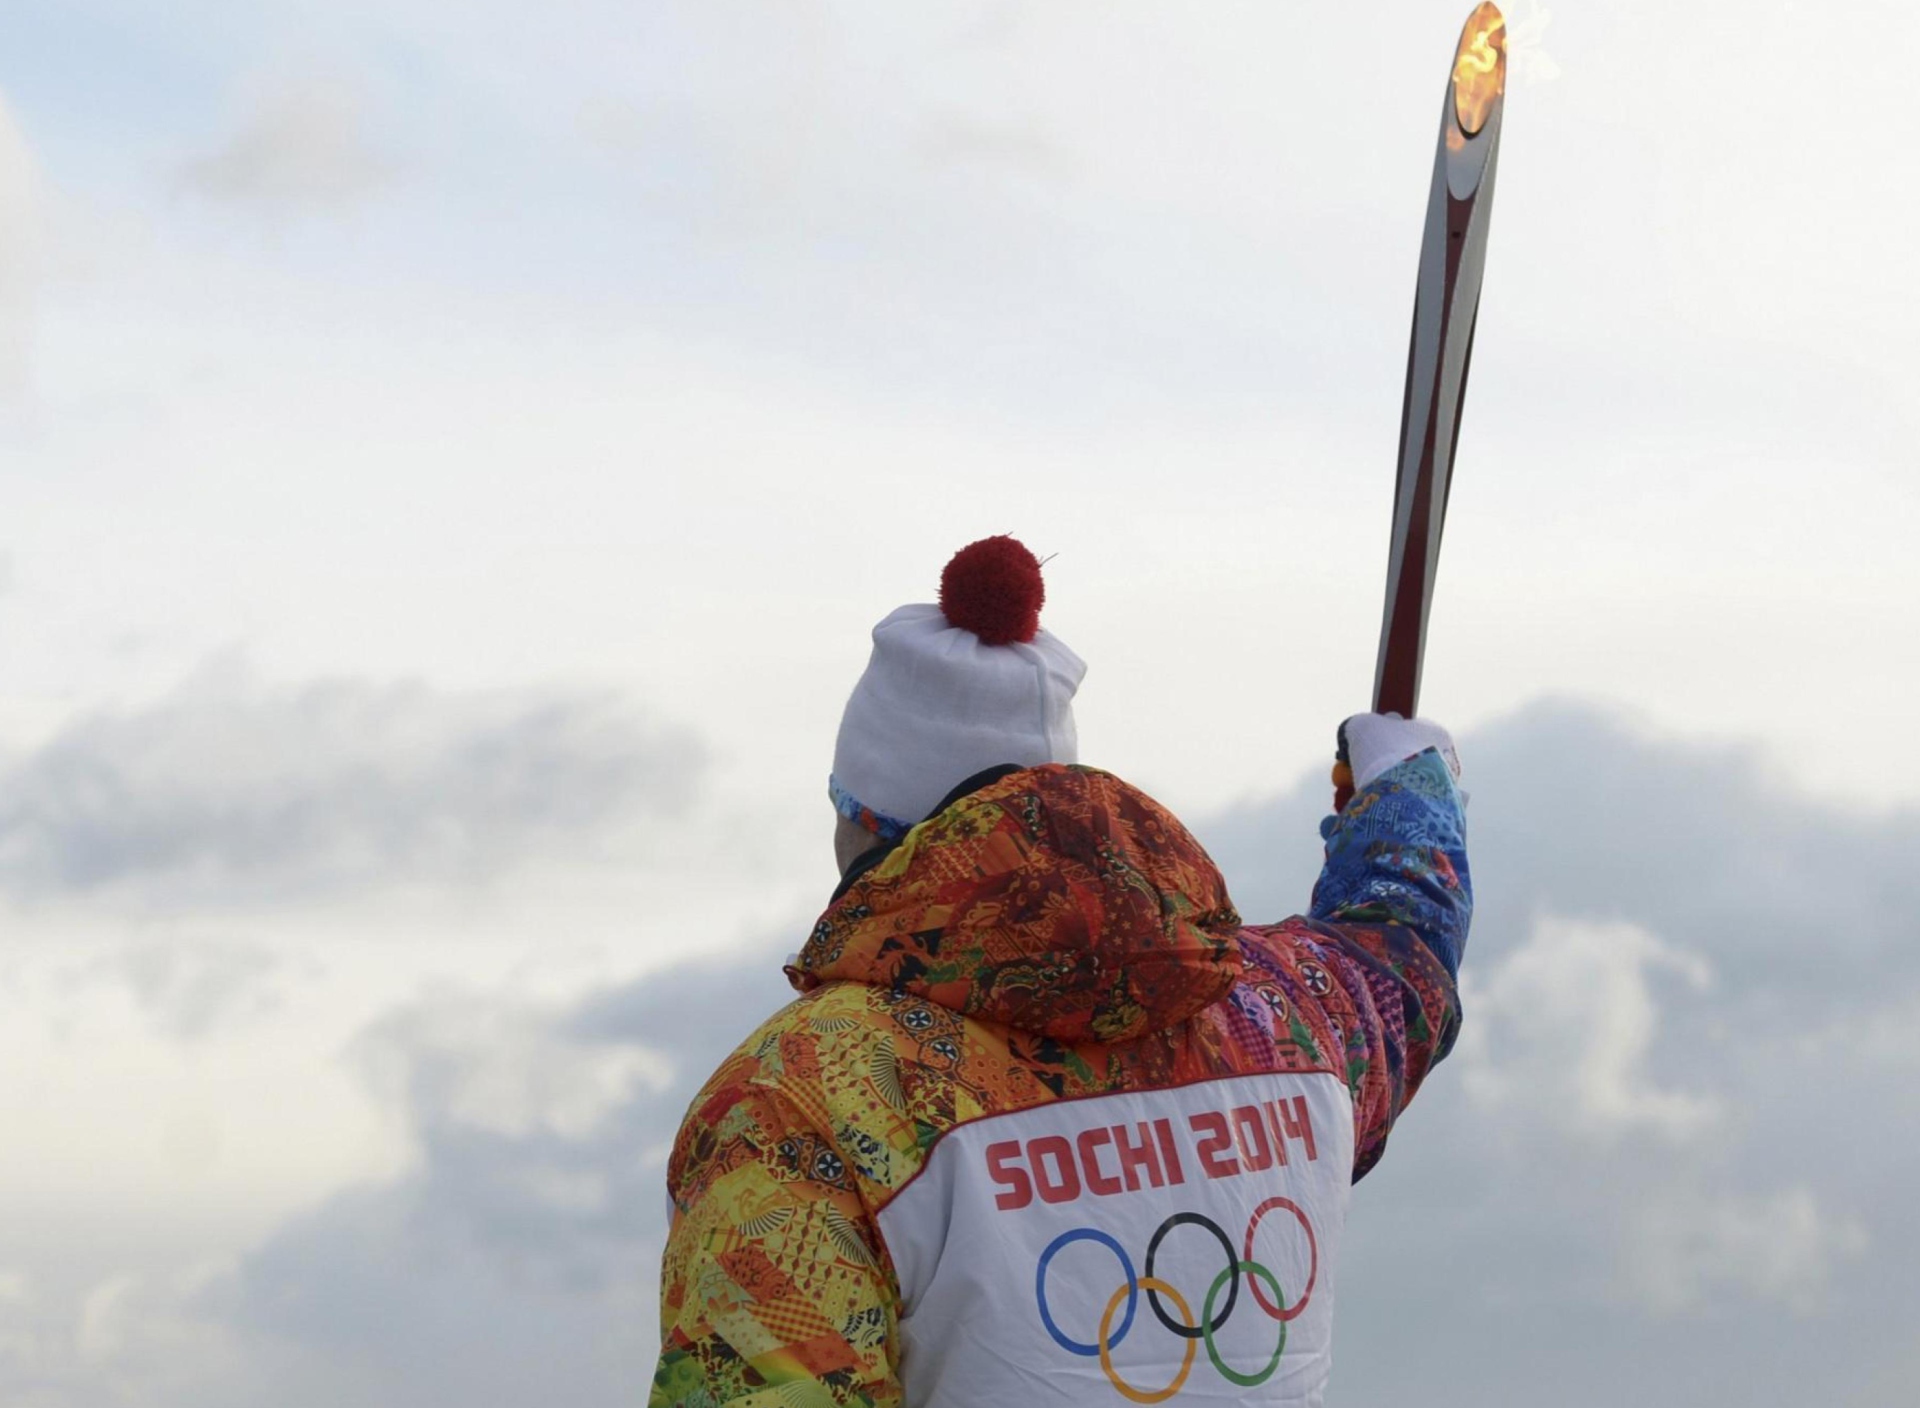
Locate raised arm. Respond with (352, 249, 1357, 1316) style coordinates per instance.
(1240, 716, 1471, 1180)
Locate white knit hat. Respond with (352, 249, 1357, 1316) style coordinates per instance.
(830, 537, 1086, 839)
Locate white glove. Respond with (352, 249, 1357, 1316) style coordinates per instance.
(1341, 713, 1462, 791)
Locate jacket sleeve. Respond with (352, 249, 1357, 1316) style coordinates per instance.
(1300, 746, 1471, 1179)
(650, 1067, 902, 1408)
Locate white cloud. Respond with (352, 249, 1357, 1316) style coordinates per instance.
(0, 1269, 37, 1382)
(1840, 991, 1920, 1069)
(0, 1260, 246, 1408)
(353, 989, 672, 1143)
(0, 88, 40, 390)
(178, 75, 393, 217)
(913, 114, 1072, 180)
(127, 956, 799, 1408)
(111, 937, 290, 1041)
(1457, 915, 1721, 1143)
(0, 659, 704, 905)
(1627, 1186, 1868, 1317)
(0, 663, 724, 1403)
(75, 1266, 222, 1372)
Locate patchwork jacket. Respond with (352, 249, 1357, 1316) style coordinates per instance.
(650, 752, 1470, 1408)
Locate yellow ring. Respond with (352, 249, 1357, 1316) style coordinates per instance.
(1098, 1275, 1198, 1405)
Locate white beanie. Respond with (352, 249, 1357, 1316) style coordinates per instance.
(830, 537, 1086, 839)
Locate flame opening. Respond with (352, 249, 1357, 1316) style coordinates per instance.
(1450, 3, 1507, 141)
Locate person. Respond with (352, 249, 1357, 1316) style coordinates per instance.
(649, 535, 1470, 1408)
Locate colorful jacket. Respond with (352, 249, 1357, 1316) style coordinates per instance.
(651, 752, 1469, 1408)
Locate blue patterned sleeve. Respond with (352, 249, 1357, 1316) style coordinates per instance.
(1310, 748, 1472, 977)
(1294, 748, 1472, 1175)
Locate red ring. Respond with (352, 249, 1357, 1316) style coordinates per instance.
(1243, 1197, 1317, 1323)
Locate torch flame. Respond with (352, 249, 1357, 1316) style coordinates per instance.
(1450, 3, 1507, 142)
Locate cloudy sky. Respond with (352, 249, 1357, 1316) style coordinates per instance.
(2, 1, 1917, 1403)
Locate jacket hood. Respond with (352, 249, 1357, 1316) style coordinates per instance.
(790, 765, 1242, 1043)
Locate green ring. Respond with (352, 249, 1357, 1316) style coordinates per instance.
(1201, 1259, 1287, 1387)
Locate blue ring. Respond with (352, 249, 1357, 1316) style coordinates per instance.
(1036, 1228, 1137, 1357)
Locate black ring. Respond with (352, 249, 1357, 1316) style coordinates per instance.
(1143, 1212, 1238, 1339)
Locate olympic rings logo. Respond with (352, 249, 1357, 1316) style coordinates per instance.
(1033, 1199, 1318, 1404)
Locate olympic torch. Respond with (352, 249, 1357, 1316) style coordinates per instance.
(1336, 4, 1506, 808)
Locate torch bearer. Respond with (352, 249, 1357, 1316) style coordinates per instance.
(1336, 4, 1506, 807)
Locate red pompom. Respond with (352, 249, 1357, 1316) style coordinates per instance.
(939, 535, 1045, 645)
